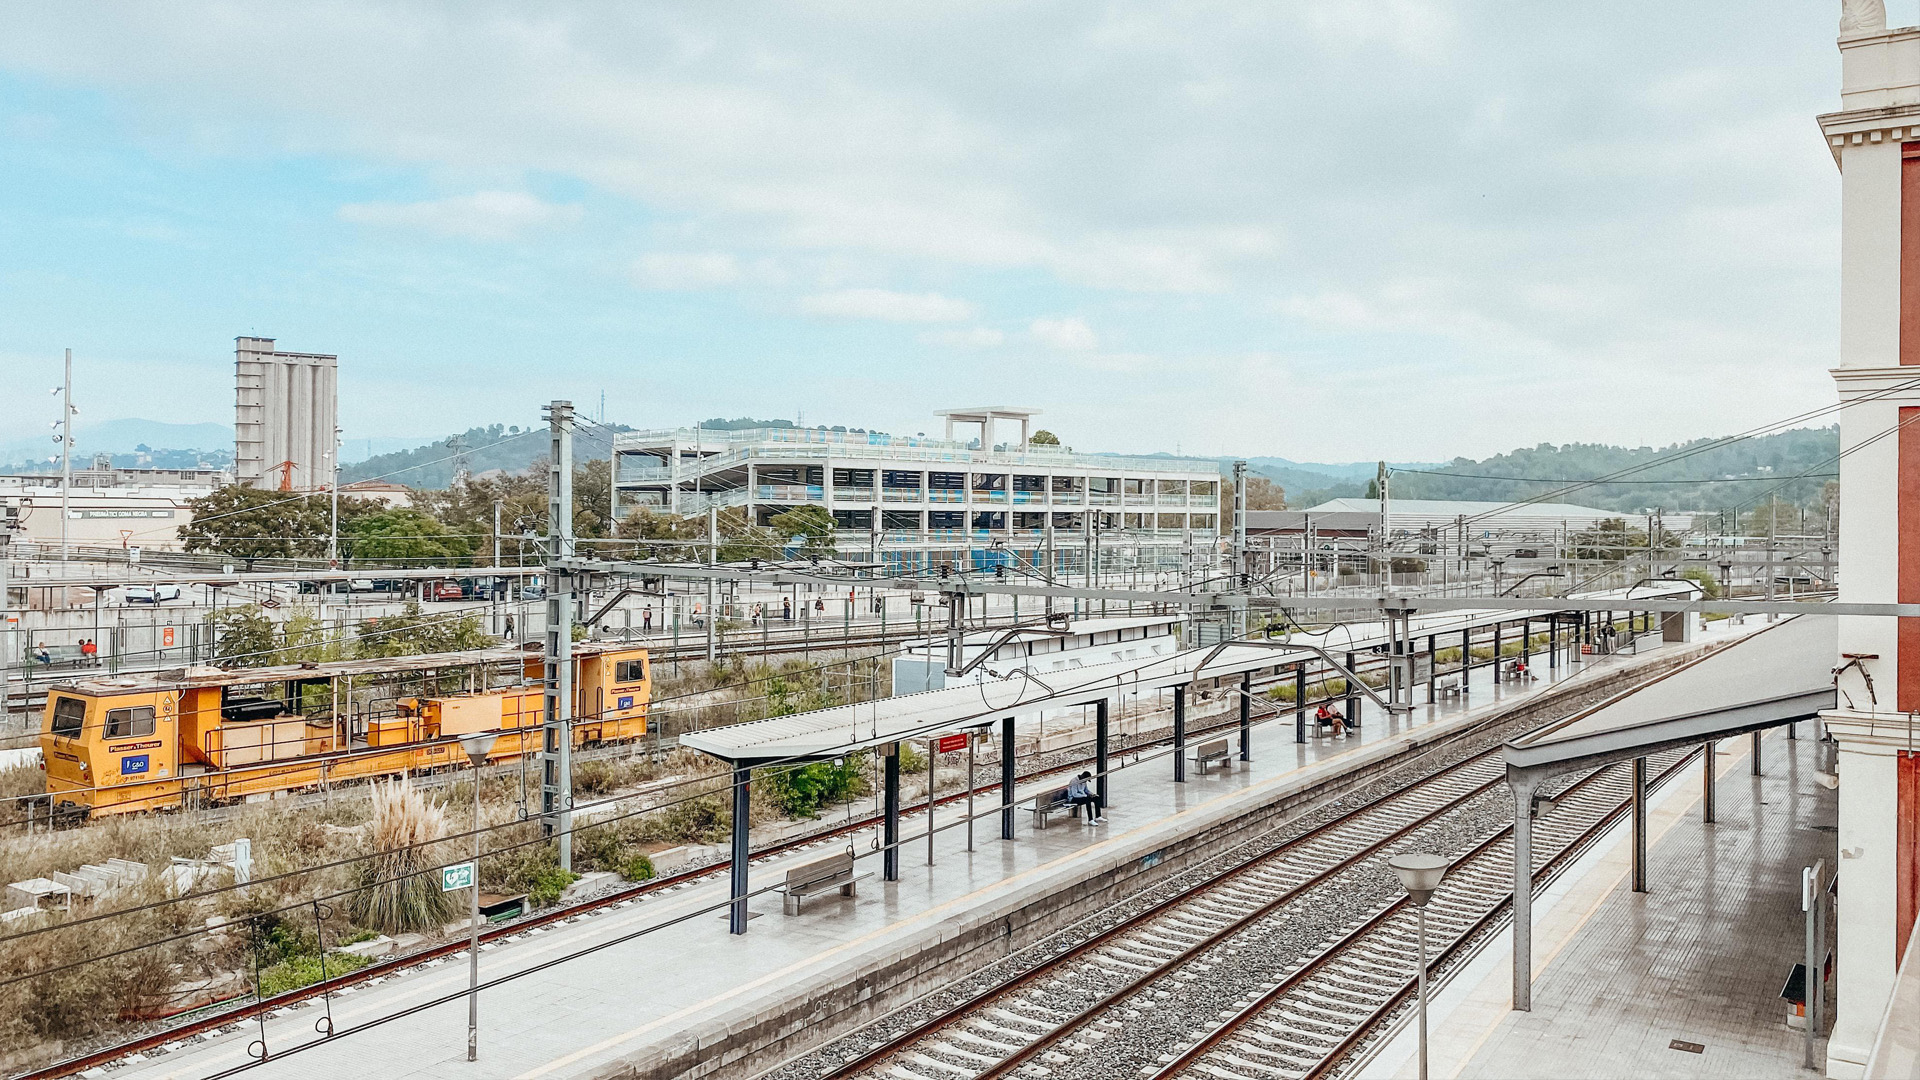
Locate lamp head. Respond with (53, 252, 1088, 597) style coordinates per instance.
(457, 731, 499, 768)
(1386, 852, 1450, 906)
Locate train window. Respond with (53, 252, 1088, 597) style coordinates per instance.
(51, 698, 87, 739)
(104, 707, 156, 739)
(616, 659, 646, 684)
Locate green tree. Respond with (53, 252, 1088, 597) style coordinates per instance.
(574, 459, 613, 539)
(181, 486, 375, 562)
(355, 602, 494, 657)
(767, 506, 836, 557)
(208, 604, 279, 666)
(342, 509, 474, 567)
(1029, 430, 1061, 446)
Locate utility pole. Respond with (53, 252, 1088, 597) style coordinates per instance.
(706, 505, 717, 664)
(328, 425, 341, 568)
(59, 349, 73, 564)
(1231, 461, 1248, 635)
(944, 587, 965, 677)
(1376, 460, 1390, 588)
(541, 400, 576, 871)
(492, 500, 503, 637)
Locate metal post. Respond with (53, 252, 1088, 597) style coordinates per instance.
(1631, 756, 1648, 893)
(541, 400, 576, 872)
(1511, 771, 1534, 1010)
(925, 738, 936, 866)
(1000, 716, 1015, 840)
(1462, 628, 1470, 690)
(1238, 672, 1252, 761)
(1096, 699, 1110, 807)
(1346, 651, 1359, 726)
(1703, 740, 1716, 824)
(944, 589, 963, 676)
(706, 507, 717, 664)
(966, 729, 976, 852)
(1173, 685, 1187, 782)
(468, 760, 482, 1061)
(1752, 729, 1762, 776)
(729, 765, 751, 934)
(883, 743, 900, 882)
(60, 349, 71, 564)
(1295, 662, 1307, 744)
(1492, 622, 1502, 680)
(1416, 904, 1430, 1080)
(1427, 633, 1437, 704)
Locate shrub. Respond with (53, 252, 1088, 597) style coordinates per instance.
(760, 757, 867, 818)
(527, 865, 579, 906)
(257, 950, 371, 998)
(348, 780, 456, 933)
(621, 855, 655, 882)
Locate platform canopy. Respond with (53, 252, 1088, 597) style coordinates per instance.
(680, 640, 1317, 765)
(1504, 614, 1836, 781)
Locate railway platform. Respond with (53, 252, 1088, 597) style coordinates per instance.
(98, 621, 1750, 1080)
(1359, 719, 1837, 1080)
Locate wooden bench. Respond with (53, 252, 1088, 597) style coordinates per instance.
(1027, 786, 1082, 829)
(780, 851, 867, 916)
(1433, 673, 1463, 697)
(1191, 739, 1235, 774)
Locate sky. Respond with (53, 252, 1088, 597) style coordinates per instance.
(0, 2, 1870, 463)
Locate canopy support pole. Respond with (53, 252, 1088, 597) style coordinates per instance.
(728, 765, 751, 935)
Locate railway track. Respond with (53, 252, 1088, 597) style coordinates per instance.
(16, 697, 1270, 1080)
(818, 745, 1694, 1080)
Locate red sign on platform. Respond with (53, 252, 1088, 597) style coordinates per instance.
(162, 627, 175, 648)
(936, 733, 970, 754)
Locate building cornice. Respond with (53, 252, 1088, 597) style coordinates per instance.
(1821, 708, 1920, 754)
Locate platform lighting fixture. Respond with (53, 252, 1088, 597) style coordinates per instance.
(457, 731, 498, 1062)
(1387, 853, 1451, 1080)
(1529, 793, 1558, 819)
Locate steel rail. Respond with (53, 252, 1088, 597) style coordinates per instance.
(1148, 746, 1699, 1080)
(14, 690, 1295, 1080)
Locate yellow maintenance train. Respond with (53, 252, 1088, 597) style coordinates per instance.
(38, 642, 651, 818)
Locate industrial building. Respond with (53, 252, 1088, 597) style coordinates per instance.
(233, 336, 338, 491)
(611, 407, 1223, 572)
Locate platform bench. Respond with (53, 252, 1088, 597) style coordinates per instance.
(1027, 786, 1086, 829)
(780, 851, 867, 916)
(1191, 739, 1235, 775)
(1434, 674, 1463, 697)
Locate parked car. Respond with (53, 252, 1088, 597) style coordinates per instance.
(124, 584, 183, 604)
(427, 581, 466, 601)
(520, 578, 546, 600)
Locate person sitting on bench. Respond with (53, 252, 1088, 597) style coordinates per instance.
(1066, 771, 1106, 824)
(1316, 702, 1347, 739)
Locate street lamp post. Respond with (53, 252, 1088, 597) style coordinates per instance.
(458, 732, 498, 1063)
(1387, 853, 1451, 1080)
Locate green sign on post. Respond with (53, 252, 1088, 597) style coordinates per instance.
(442, 862, 476, 892)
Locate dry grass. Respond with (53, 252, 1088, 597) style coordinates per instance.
(347, 780, 455, 934)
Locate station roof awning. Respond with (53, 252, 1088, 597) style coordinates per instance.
(1504, 615, 1836, 780)
(679, 641, 1317, 765)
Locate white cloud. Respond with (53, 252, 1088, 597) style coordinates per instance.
(800, 288, 975, 324)
(919, 327, 1005, 347)
(338, 191, 581, 241)
(632, 251, 741, 290)
(1030, 317, 1099, 351)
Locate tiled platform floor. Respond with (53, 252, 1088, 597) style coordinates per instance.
(1362, 719, 1836, 1079)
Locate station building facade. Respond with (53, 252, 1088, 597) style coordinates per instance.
(610, 411, 1222, 573)
(1817, 8, 1920, 1075)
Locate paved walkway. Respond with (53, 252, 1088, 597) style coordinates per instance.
(105, 625, 1745, 1080)
(1361, 715, 1836, 1079)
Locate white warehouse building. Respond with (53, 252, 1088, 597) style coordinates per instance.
(611, 407, 1224, 573)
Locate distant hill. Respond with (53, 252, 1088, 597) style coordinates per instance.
(1362, 426, 1838, 515)
(340, 422, 626, 488)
